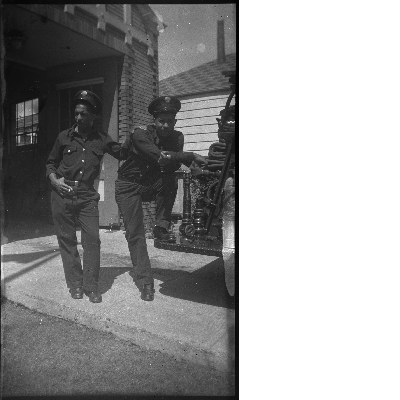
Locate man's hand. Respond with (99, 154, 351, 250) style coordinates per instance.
(190, 153, 208, 176)
(158, 151, 173, 166)
(123, 130, 134, 148)
(192, 153, 207, 168)
(49, 174, 73, 196)
(159, 151, 206, 169)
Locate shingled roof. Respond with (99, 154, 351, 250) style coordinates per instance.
(159, 53, 236, 97)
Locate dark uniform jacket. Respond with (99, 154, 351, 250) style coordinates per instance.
(117, 124, 195, 182)
(46, 125, 130, 186)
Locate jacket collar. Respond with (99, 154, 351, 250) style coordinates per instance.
(148, 124, 178, 142)
(146, 124, 159, 145)
(68, 124, 99, 141)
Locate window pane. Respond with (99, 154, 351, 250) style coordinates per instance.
(25, 114, 33, 131)
(25, 100, 33, 116)
(32, 98, 38, 114)
(16, 135, 27, 146)
(32, 124, 38, 139)
(13, 98, 39, 146)
(17, 118, 24, 130)
(17, 102, 24, 119)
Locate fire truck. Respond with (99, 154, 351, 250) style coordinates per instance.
(154, 70, 236, 296)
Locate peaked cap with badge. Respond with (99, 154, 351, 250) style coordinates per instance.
(74, 90, 102, 114)
(148, 96, 181, 117)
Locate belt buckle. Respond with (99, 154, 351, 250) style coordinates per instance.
(65, 179, 78, 186)
(66, 181, 78, 196)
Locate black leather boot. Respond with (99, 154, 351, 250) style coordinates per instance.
(153, 226, 176, 242)
(84, 290, 102, 303)
(69, 287, 84, 299)
(141, 284, 155, 301)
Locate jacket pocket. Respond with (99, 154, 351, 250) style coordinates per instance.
(62, 145, 78, 167)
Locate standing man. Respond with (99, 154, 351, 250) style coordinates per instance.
(115, 96, 206, 301)
(46, 90, 131, 303)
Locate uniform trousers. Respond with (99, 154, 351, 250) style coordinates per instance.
(51, 186, 101, 292)
(115, 173, 177, 287)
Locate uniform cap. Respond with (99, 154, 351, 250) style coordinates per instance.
(148, 96, 181, 117)
(74, 90, 102, 114)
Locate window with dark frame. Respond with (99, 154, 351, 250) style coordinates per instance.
(14, 98, 39, 146)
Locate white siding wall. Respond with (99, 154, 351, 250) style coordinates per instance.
(175, 92, 235, 156)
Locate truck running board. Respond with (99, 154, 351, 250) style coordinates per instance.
(154, 238, 222, 257)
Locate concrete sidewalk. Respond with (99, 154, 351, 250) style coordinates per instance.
(1, 218, 235, 372)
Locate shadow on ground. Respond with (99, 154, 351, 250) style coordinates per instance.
(98, 266, 132, 295)
(154, 258, 235, 310)
(98, 257, 235, 310)
(3, 215, 56, 244)
(2, 249, 61, 287)
(2, 215, 103, 244)
(1, 249, 59, 264)
(2, 216, 235, 310)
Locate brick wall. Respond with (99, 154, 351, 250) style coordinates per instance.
(118, 54, 135, 141)
(131, 41, 158, 125)
(117, 28, 159, 233)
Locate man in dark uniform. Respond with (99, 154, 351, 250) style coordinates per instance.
(115, 96, 206, 301)
(46, 90, 131, 303)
